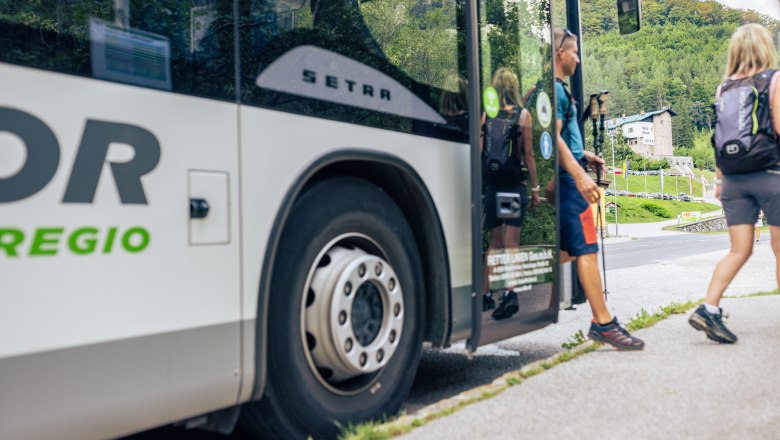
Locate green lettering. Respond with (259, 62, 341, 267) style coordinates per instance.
(0, 228, 24, 257)
(103, 227, 117, 253)
(69, 227, 99, 254)
(122, 227, 150, 253)
(30, 228, 63, 256)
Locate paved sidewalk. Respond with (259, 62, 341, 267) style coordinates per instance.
(401, 295, 780, 439)
(400, 233, 778, 439)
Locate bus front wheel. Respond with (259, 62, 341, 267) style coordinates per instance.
(240, 177, 424, 439)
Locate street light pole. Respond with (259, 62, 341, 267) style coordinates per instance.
(644, 162, 647, 193)
(610, 132, 618, 236)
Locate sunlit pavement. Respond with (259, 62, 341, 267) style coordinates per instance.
(403, 237, 778, 438)
(402, 294, 780, 439)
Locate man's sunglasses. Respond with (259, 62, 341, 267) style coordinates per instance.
(557, 29, 575, 51)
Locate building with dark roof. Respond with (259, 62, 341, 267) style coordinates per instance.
(606, 109, 677, 157)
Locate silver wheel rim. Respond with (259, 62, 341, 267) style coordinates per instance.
(302, 234, 404, 394)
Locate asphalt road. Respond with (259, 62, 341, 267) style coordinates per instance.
(602, 233, 734, 270)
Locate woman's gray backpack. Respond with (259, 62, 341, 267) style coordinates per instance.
(712, 69, 780, 174)
(483, 106, 527, 185)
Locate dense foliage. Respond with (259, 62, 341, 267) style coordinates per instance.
(581, 0, 780, 165)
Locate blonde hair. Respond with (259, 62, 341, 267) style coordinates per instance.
(492, 68, 521, 108)
(725, 23, 778, 77)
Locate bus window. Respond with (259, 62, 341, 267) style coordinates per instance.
(478, 0, 558, 343)
(239, 0, 469, 141)
(0, 0, 235, 101)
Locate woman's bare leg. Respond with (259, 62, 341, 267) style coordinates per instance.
(770, 225, 780, 291)
(705, 224, 755, 306)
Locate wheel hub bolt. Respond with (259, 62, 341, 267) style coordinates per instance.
(389, 330, 396, 343)
(358, 264, 366, 277)
(344, 282, 352, 296)
(345, 338, 353, 352)
(359, 352, 367, 366)
(338, 311, 347, 325)
(375, 262, 383, 276)
(377, 349, 384, 362)
(393, 303, 401, 316)
(388, 278, 395, 290)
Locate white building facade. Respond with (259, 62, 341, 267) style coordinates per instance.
(607, 109, 676, 158)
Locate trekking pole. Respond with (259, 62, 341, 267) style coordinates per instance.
(597, 91, 610, 300)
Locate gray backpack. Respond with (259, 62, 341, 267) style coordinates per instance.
(482, 106, 527, 185)
(712, 69, 780, 174)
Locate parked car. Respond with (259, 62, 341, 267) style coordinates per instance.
(680, 194, 695, 202)
(661, 193, 675, 200)
(635, 192, 649, 198)
(648, 192, 662, 199)
(605, 189, 616, 196)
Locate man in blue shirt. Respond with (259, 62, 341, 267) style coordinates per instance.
(551, 28, 644, 350)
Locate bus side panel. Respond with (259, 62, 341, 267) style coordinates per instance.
(0, 65, 241, 439)
(237, 107, 472, 402)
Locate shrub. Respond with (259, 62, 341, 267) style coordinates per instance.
(640, 202, 672, 218)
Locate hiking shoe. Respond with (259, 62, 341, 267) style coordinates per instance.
(491, 290, 519, 320)
(482, 292, 496, 311)
(588, 317, 645, 350)
(688, 304, 737, 344)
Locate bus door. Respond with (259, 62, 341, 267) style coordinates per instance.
(0, 2, 241, 438)
(474, 0, 559, 346)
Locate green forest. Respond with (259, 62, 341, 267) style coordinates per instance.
(580, 0, 780, 170)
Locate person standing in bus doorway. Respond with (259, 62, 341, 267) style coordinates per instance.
(689, 24, 780, 344)
(480, 68, 540, 319)
(550, 28, 644, 350)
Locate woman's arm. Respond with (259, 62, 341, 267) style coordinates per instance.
(772, 72, 780, 137)
(521, 110, 540, 207)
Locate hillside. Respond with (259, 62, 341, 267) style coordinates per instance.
(580, 0, 780, 159)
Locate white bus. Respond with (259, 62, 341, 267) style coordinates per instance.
(0, 0, 639, 438)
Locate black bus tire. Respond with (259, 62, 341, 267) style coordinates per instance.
(239, 177, 424, 439)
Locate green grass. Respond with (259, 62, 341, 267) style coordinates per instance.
(624, 299, 702, 332)
(606, 171, 714, 197)
(604, 197, 721, 223)
(724, 288, 779, 299)
(561, 330, 587, 349)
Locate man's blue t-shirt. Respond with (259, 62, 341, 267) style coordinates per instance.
(556, 79, 584, 160)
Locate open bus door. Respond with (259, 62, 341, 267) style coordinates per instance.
(466, 0, 642, 349)
(467, 0, 560, 349)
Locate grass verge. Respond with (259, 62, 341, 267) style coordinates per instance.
(603, 197, 720, 224)
(339, 298, 707, 440)
(724, 288, 779, 299)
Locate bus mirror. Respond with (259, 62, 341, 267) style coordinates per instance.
(616, 0, 641, 35)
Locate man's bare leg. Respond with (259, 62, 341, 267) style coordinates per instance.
(576, 252, 612, 324)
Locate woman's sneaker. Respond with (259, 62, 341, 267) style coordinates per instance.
(688, 305, 737, 344)
(588, 317, 645, 350)
(491, 290, 519, 320)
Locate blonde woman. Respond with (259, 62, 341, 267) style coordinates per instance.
(689, 24, 780, 343)
(480, 68, 539, 319)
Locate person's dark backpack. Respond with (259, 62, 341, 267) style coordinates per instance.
(712, 69, 780, 174)
(483, 106, 527, 185)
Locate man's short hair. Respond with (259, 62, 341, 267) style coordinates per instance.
(553, 28, 577, 51)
